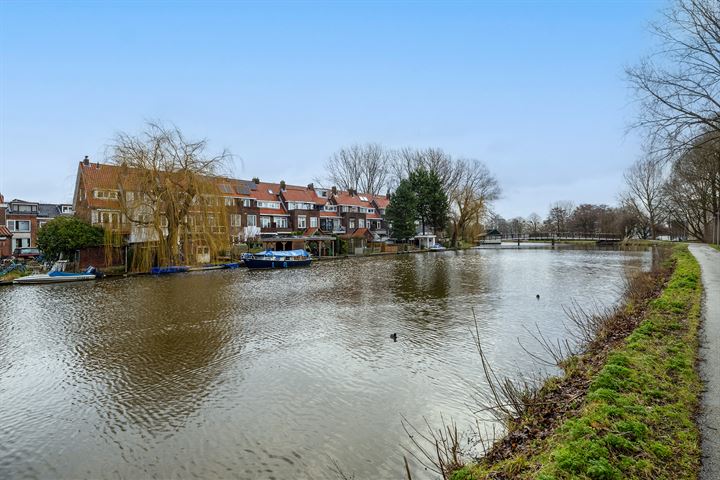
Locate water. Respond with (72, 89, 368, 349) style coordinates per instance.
(0, 247, 649, 479)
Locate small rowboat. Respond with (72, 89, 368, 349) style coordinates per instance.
(242, 249, 312, 269)
(14, 261, 100, 284)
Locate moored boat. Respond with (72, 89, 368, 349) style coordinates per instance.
(242, 249, 311, 269)
(150, 266, 190, 275)
(14, 261, 100, 284)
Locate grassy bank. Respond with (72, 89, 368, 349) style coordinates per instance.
(452, 245, 703, 480)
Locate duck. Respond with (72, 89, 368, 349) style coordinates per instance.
(390, 333, 397, 342)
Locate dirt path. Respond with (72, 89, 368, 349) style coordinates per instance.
(689, 244, 720, 480)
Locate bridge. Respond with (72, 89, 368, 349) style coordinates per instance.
(500, 232, 622, 244)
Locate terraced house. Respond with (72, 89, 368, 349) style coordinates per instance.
(0, 192, 74, 250)
(71, 157, 390, 252)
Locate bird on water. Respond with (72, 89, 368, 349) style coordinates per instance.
(390, 333, 397, 342)
(536, 294, 540, 299)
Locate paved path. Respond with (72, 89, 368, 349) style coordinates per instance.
(689, 244, 720, 480)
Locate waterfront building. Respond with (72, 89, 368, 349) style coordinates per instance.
(0, 192, 73, 250)
(70, 157, 392, 256)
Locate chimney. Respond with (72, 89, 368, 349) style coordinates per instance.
(83, 155, 90, 166)
(96, 162, 100, 169)
(331, 186, 337, 195)
(252, 177, 260, 184)
(307, 183, 314, 190)
(386, 190, 391, 199)
(348, 188, 356, 197)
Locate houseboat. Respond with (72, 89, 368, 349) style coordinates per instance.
(242, 249, 312, 269)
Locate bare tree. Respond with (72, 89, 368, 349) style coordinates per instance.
(627, 0, 720, 157)
(324, 143, 390, 196)
(544, 201, 575, 235)
(526, 212, 542, 234)
(110, 122, 232, 268)
(390, 147, 463, 195)
(621, 156, 667, 239)
(448, 159, 501, 246)
(664, 133, 720, 239)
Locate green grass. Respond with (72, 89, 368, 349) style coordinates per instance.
(454, 245, 703, 480)
(709, 243, 720, 252)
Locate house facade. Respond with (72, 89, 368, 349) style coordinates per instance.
(71, 158, 391, 251)
(0, 192, 73, 251)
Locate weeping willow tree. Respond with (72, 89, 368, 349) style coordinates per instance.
(108, 123, 233, 271)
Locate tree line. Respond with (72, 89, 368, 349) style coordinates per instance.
(623, 0, 719, 241)
(321, 144, 501, 246)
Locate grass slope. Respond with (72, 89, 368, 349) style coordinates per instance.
(454, 246, 703, 480)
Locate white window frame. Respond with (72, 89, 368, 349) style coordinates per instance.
(297, 215, 307, 229)
(358, 219, 365, 228)
(230, 214, 242, 227)
(260, 216, 271, 228)
(349, 219, 355, 229)
(310, 216, 318, 228)
(247, 215, 257, 227)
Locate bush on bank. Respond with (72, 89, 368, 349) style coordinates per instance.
(453, 245, 703, 480)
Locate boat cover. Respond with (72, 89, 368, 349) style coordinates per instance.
(253, 249, 309, 258)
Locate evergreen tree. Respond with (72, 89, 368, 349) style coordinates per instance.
(409, 167, 449, 234)
(385, 178, 417, 241)
(37, 217, 105, 260)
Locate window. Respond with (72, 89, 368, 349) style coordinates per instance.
(257, 201, 280, 209)
(6, 220, 31, 232)
(243, 199, 252, 207)
(376, 221, 382, 229)
(94, 190, 119, 200)
(15, 204, 37, 213)
(225, 197, 234, 206)
(297, 215, 306, 229)
(230, 214, 242, 227)
(274, 216, 288, 228)
(349, 219, 355, 229)
(310, 216, 318, 228)
(247, 215, 257, 227)
(218, 184, 233, 194)
(367, 208, 374, 214)
(324, 204, 337, 212)
(125, 192, 134, 202)
(261, 216, 271, 228)
(359, 196, 368, 202)
(359, 219, 365, 228)
(99, 211, 120, 225)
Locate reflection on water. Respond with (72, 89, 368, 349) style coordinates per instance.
(0, 248, 648, 479)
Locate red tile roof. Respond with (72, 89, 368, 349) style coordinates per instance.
(332, 191, 367, 207)
(319, 211, 340, 218)
(252, 182, 282, 201)
(0, 226, 13, 237)
(340, 228, 372, 239)
(258, 208, 289, 216)
(371, 196, 390, 209)
(281, 187, 324, 204)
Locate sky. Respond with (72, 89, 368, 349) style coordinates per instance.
(0, 0, 666, 218)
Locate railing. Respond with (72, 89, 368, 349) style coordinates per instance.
(500, 232, 622, 241)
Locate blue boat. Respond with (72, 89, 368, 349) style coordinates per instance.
(150, 265, 190, 275)
(242, 249, 312, 269)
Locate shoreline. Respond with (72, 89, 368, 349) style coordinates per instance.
(449, 244, 704, 479)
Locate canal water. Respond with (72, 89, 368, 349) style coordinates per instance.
(0, 247, 649, 479)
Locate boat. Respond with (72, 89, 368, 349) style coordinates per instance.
(242, 249, 312, 269)
(150, 266, 190, 275)
(429, 243, 446, 251)
(187, 262, 241, 272)
(14, 261, 100, 284)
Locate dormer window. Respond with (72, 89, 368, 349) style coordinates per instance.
(94, 190, 119, 200)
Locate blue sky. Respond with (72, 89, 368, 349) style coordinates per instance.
(0, 0, 665, 218)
